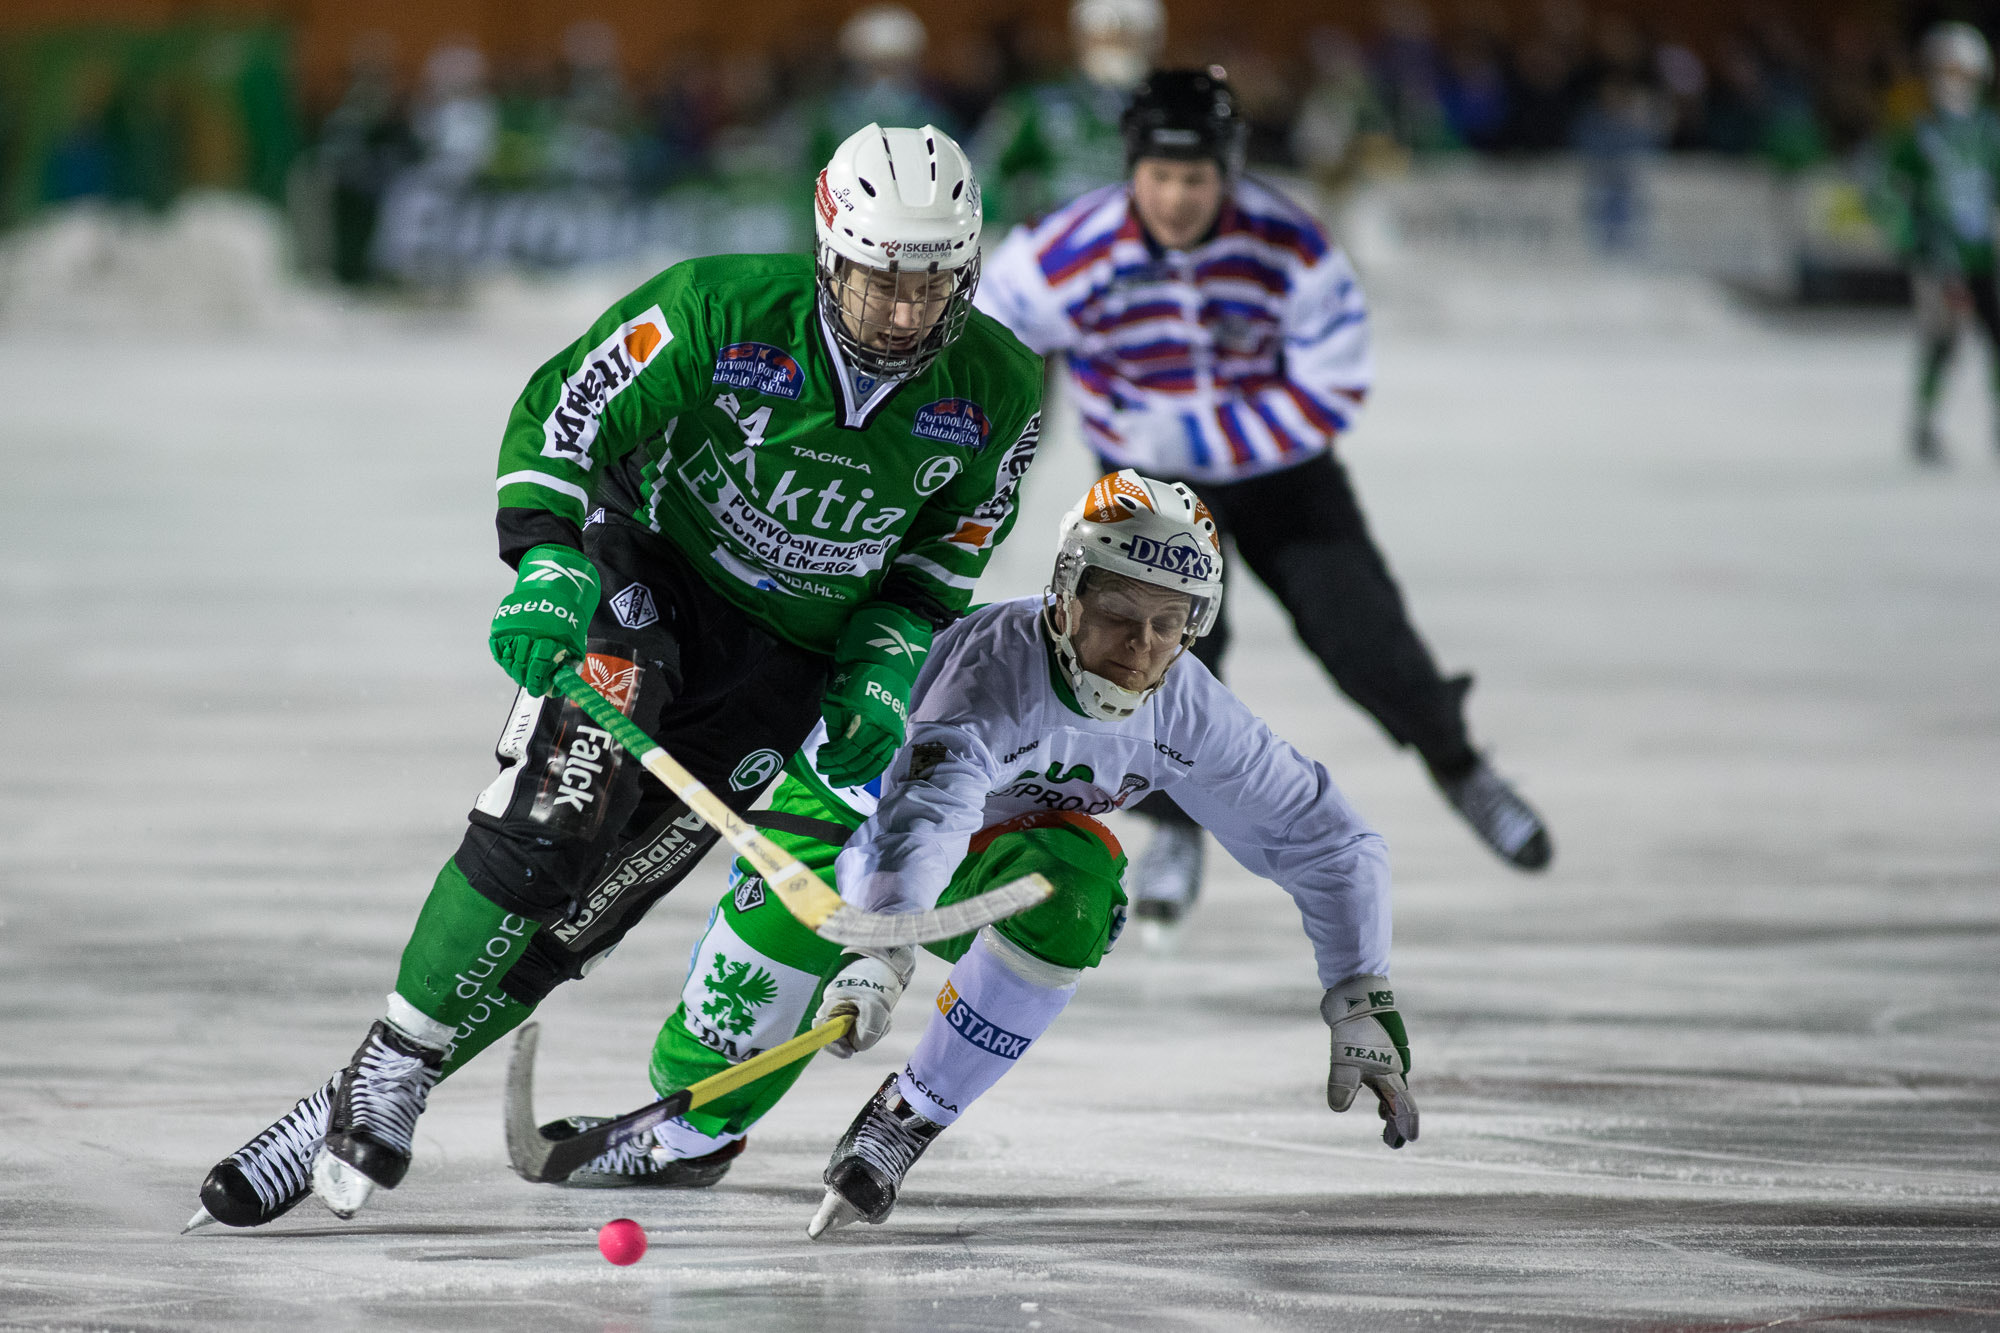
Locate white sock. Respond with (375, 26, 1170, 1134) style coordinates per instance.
(896, 928, 1080, 1127)
(384, 993, 454, 1051)
(653, 1116, 744, 1160)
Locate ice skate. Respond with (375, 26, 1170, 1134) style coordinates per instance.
(184, 1076, 337, 1233)
(537, 1116, 747, 1188)
(807, 1074, 944, 1239)
(312, 1018, 443, 1219)
(1129, 823, 1204, 951)
(1433, 756, 1552, 871)
(1913, 421, 1945, 465)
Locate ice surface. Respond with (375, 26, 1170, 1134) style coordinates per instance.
(2, 267, 1998, 1331)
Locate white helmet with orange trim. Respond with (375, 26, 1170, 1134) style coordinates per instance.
(1045, 469, 1225, 721)
(814, 123, 983, 379)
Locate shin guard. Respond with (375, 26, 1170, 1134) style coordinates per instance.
(898, 928, 1078, 1126)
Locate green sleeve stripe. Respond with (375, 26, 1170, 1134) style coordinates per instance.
(497, 470, 591, 507)
(893, 551, 979, 591)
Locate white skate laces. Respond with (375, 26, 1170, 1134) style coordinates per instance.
(342, 1028, 440, 1158)
(230, 1080, 334, 1210)
(810, 1074, 944, 1237)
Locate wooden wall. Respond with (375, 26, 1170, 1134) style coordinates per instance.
(0, 0, 1933, 110)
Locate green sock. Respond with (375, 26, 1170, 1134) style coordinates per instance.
(394, 858, 540, 1032)
(1919, 337, 1952, 416)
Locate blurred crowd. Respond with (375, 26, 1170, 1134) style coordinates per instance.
(2, 2, 1969, 282)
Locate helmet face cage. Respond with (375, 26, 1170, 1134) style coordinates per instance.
(1042, 470, 1224, 721)
(1120, 66, 1247, 177)
(815, 245, 981, 380)
(813, 124, 983, 380)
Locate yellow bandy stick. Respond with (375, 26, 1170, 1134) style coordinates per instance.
(551, 662, 1051, 947)
(506, 1015, 855, 1183)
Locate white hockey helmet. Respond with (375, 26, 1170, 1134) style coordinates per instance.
(1045, 470, 1224, 721)
(814, 124, 982, 379)
(1071, 0, 1164, 89)
(840, 5, 927, 66)
(1923, 21, 1993, 82)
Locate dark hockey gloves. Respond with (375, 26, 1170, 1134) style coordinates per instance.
(1322, 974, 1419, 1149)
(816, 602, 933, 788)
(489, 543, 599, 696)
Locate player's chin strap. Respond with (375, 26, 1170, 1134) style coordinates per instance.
(550, 662, 1050, 947)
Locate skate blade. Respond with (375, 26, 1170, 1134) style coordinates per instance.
(181, 1206, 218, 1235)
(806, 1188, 863, 1240)
(1137, 917, 1183, 955)
(310, 1149, 375, 1220)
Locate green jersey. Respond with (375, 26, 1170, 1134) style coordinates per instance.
(1879, 107, 2000, 276)
(972, 78, 1129, 231)
(494, 254, 1044, 654)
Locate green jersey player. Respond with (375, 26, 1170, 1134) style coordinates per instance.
(187, 124, 1045, 1232)
(970, 0, 1162, 230)
(1877, 22, 2000, 463)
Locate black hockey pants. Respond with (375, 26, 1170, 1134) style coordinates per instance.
(454, 514, 831, 1005)
(1116, 451, 1475, 829)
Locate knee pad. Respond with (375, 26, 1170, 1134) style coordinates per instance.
(453, 818, 602, 925)
(990, 857, 1126, 972)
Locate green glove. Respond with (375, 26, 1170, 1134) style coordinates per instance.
(816, 602, 933, 788)
(489, 543, 599, 696)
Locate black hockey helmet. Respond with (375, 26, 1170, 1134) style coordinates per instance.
(1120, 66, 1246, 175)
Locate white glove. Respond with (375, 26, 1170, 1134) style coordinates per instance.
(1321, 974, 1419, 1149)
(814, 947, 916, 1059)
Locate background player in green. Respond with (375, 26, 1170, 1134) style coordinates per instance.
(186, 123, 1045, 1231)
(1876, 22, 2000, 465)
(971, 0, 1162, 231)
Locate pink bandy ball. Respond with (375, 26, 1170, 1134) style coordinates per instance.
(597, 1217, 647, 1265)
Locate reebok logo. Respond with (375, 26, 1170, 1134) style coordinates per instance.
(521, 557, 593, 592)
(496, 598, 582, 628)
(866, 625, 924, 662)
(863, 679, 907, 721)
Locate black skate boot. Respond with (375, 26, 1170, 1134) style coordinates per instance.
(538, 1117, 747, 1189)
(1913, 421, 1944, 465)
(1130, 823, 1204, 951)
(183, 1076, 337, 1233)
(1431, 755, 1553, 871)
(808, 1074, 945, 1238)
(312, 1019, 444, 1218)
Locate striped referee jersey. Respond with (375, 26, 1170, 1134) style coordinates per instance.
(974, 176, 1371, 483)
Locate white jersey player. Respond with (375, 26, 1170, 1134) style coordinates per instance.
(551, 470, 1418, 1234)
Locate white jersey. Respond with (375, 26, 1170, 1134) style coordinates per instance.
(972, 177, 1372, 484)
(812, 598, 1392, 987)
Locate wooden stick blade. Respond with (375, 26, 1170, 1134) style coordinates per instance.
(504, 1022, 694, 1184)
(815, 872, 1055, 947)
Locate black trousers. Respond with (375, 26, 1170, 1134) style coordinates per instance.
(455, 514, 831, 1004)
(1114, 451, 1475, 828)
